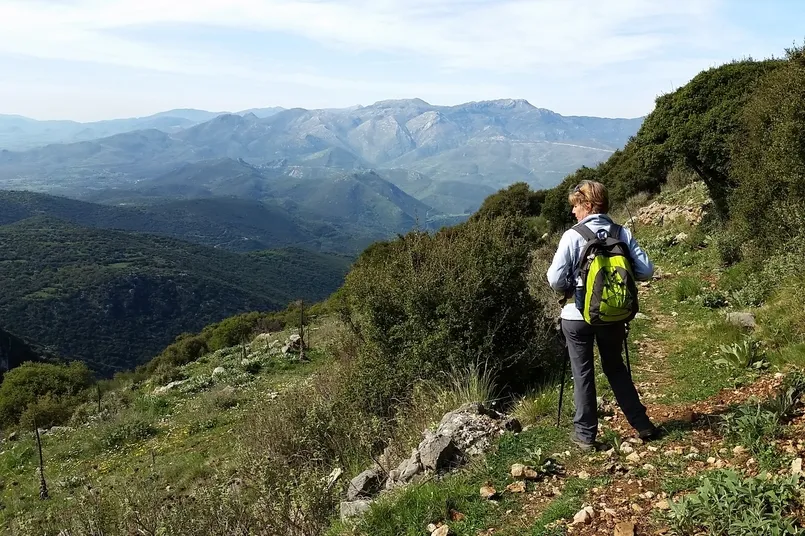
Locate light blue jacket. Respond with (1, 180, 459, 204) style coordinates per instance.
(546, 214, 654, 321)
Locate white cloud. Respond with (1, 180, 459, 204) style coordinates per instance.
(0, 0, 726, 75)
(0, 0, 764, 119)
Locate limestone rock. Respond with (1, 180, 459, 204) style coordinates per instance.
(572, 506, 595, 525)
(792, 458, 803, 476)
(505, 481, 526, 493)
(432, 525, 450, 536)
(397, 450, 423, 483)
(212, 366, 226, 377)
(625, 452, 641, 464)
(511, 463, 526, 478)
(479, 484, 497, 500)
(725, 312, 756, 330)
(418, 433, 459, 471)
(154, 379, 190, 394)
(523, 467, 539, 480)
(339, 500, 371, 521)
(614, 521, 636, 536)
(654, 500, 671, 510)
(346, 469, 384, 501)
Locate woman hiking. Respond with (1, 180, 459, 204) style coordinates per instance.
(546, 180, 658, 450)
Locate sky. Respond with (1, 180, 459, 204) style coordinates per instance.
(0, 0, 803, 121)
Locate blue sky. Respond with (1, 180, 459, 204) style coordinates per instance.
(0, 0, 802, 121)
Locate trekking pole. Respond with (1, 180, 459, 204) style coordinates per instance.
(624, 322, 632, 379)
(556, 317, 569, 428)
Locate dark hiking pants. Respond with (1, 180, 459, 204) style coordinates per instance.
(561, 320, 652, 443)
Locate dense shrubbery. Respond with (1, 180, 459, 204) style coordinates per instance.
(538, 57, 784, 229)
(472, 182, 545, 221)
(340, 216, 557, 417)
(730, 46, 805, 250)
(0, 361, 93, 428)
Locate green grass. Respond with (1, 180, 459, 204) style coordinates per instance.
(0, 324, 326, 533)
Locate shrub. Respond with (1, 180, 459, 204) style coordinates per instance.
(149, 333, 209, 371)
(721, 403, 780, 453)
(101, 418, 157, 448)
(669, 470, 803, 535)
(246, 364, 382, 472)
(18, 394, 76, 431)
(713, 230, 743, 266)
(0, 361, 94, 427)
(472, 182, 545, 220)
(341, 216, 555, 416)
(674, 277, 702, 302)
(699, 290, 729, 309)
(731, 47, 805, 249)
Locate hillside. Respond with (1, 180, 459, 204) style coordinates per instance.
(0, 327, 48, 373)
(3, 185, 805, 536)
(0, 189, 347, 253)
(0, 99, 641, 204)
(0, 217, 351, 373)
(0, 108, 286, 151)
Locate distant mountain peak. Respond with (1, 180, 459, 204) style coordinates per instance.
(369, 98, 433, 108)
(459, 98, 535, 110)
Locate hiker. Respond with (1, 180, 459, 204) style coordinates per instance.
(546, 180, 658, 450)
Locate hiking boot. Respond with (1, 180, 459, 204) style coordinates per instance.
(638, 425, 661, 441)
(569, 431, 596, 452)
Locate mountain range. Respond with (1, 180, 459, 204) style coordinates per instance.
(0, 98, 642, 373)
(0, 107, 285, 151)
(0, 99, 641, 215)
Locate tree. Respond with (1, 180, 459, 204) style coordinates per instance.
(0, 361, 93, 427)
(635, 59, 783, 218)
(340, 216, 556, 416)
(472, 182, 545, 221)
(730, 46, 805, 248)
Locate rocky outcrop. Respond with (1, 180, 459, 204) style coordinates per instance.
(339, 402, 520, 521)
(635, 201, 708, 227)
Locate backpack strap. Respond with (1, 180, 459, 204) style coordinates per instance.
(609, 223, 623, 242)
(571, 223, 597, 242)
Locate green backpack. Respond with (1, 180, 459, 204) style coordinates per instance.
(572, 223, 639, 325)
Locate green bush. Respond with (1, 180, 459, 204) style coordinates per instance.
(731, 46, 805, 249)
(721, 404, 780, 453)
(0, 361, 93, 427)
(101, 418, 157, 448)
(472, 182, 545, 221)
(18, 394, 77, 431)
(699, 290, 729, 309)
(669, 470, 803, 535)
(340, 216, 555, 416)
(674, 277, 702, 302)
(713, 230, 743, 267)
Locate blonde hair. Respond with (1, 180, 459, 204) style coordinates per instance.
(568, 180, 609, 214)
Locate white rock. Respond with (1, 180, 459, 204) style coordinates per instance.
(212, 366, 226, 377)
(572, 506, 595, 525)
(432, 526, 450, 536)
(792, 458, 803, 476)
(626, 452, 641, 464)
(620, 443, 635, 454)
